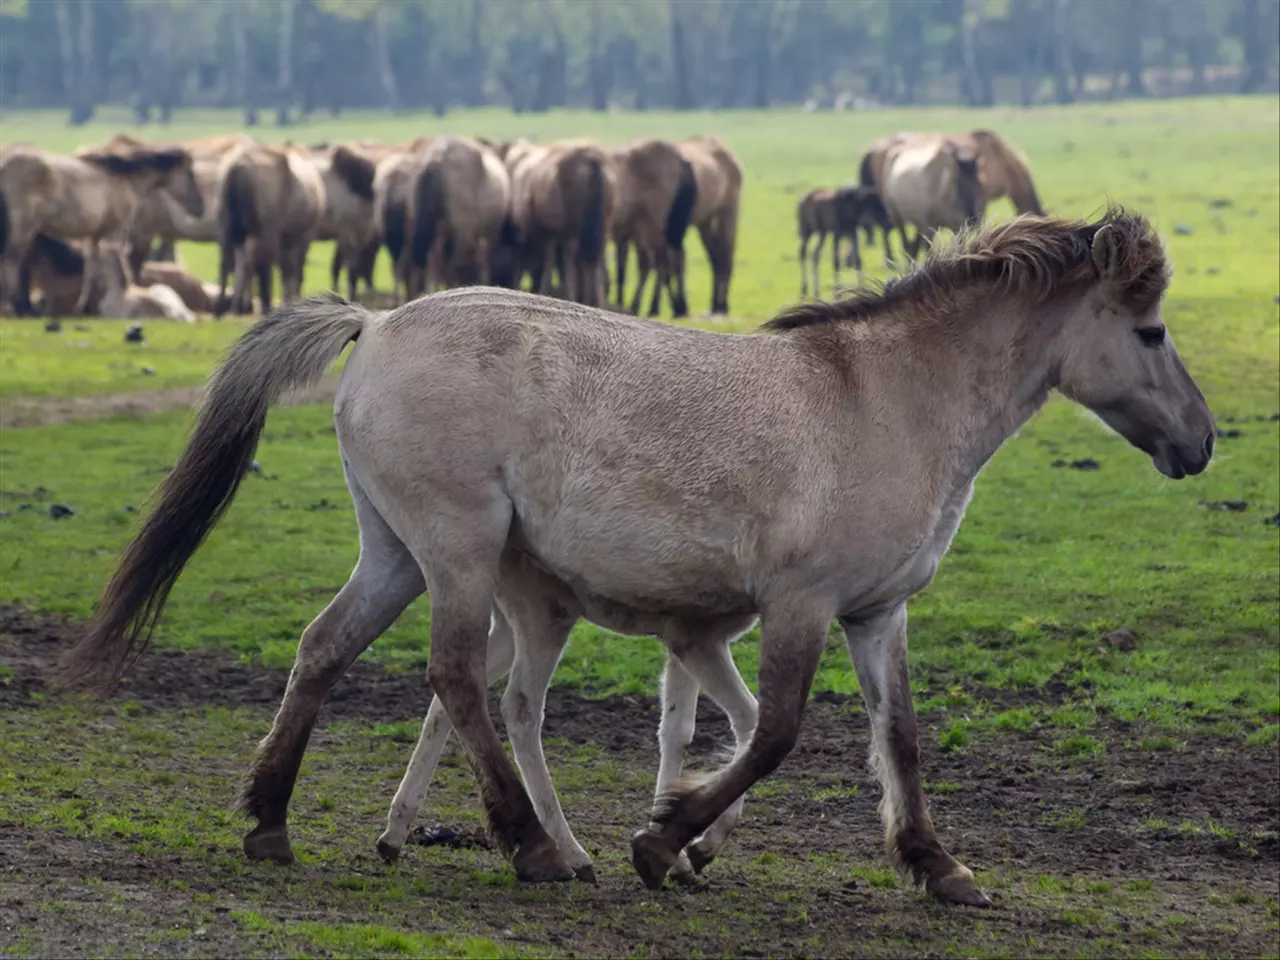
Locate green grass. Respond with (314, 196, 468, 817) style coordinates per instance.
(1, 99, 1277, 732)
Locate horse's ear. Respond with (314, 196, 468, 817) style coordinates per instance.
(1091, 223, 1123, 279)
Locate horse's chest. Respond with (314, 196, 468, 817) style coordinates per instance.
(844, 481, 974, 614)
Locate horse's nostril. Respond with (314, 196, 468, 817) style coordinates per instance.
(1203, 433, 1215, 461)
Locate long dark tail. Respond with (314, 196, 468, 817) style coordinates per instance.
(383, 196, 406, 267)
(55, 294, 368, 694)
(410, 162, 445, 270)
(220, 163, 259, 250)
(578, 159, 606, 265)
(666, 158, 697, 251)
(858, 150, 877, 189)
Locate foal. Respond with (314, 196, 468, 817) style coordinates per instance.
(797, 185, 890, 297)
(61, 210, 1213, 907)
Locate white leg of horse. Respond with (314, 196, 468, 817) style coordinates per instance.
(844, 606, 989, 906)
(499, 607, 594, 880)
(75, 238, 99, 315)
(674, 640, 759, 872)
(651, 652, 700, 880)
(376, 609, 517, 862)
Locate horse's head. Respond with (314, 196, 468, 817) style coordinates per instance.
(149, 148, 205, 219)
(1058, 217, 1214, 480)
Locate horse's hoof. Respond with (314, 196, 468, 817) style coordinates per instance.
(376, 838, 402, 864)
(686, 840, 716, 875)
(573, 863, 598, 885)
(631, 830, 678, 891)
(512, 836, 575, 883)
(243, 825, 294, 865)
(927, 867, 991, 907)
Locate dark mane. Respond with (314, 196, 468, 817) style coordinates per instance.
(79, 146, 189, 177)
(330, 145, 377, 201)
(31, 233, 85, 277)
(764, 207, 1169, 332)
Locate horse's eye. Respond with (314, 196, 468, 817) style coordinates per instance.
(1136, 326, 1165, 347)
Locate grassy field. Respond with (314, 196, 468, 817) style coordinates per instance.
(1, 98, 1278, 958)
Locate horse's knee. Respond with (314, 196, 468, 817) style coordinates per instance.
(750, 715, 801, 770)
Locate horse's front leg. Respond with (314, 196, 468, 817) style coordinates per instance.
(75, 238, 100, 315)
(842, 605, 989, 907)
(632, 600, 828, 889)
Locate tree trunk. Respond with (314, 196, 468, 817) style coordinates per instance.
(134, 6, 155, 124)
(752, 2, 772, 108)
(1121, 0, 1147, 97)
(68, 0, 95, 125)
(371, 4, 399, 111)
(467, 0, 486, 107)
(670, 1, 692, 109)
(232, 1, 258, 126)
(589, 1, 608, 110)
(959, 0, 992, 107)
(276, 0, 297, 126)
(1240, 0, 1273, 94)
(1050, 0, 1076, 104)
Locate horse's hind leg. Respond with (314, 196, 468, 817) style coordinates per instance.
(843, 606, 988, 907)
(377, 607, 517, 863)
(410, 507, 574, 883)
(494, 556, 593, 880)
(241, 479, 425, 865)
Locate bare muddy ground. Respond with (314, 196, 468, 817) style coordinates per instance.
(2, 604, 1277, 959)
(0, 374, 342, 429)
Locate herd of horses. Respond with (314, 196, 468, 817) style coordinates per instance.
(0, 125, 1042, 326)
(798, 128, 1044, 297)
(0, 132, 742, 323)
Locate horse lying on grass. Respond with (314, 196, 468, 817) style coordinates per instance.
(58, 208, 1214, 908)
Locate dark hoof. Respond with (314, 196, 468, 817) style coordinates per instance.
(928, 868, 991, 907)
(686, 840, 715, 875)
(376, 839, 401, 864)
(631, 830, 678, 891)
(512, 836, 575, 883)
(573, 863, 598, 885)
(243, 825, 294, 865)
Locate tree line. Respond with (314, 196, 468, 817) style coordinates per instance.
(0, 0, 1276, 126)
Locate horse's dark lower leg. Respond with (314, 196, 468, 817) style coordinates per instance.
(844, 606, 988, 907)
(631, 605, 828, 888)
(256, 258, 273, 316)
(614, 238, 629, 310)
(330, 247, 343, 296)
(668, 247, 689, 318)
(241, 544, 423, 863)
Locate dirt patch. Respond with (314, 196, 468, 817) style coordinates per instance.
(0, 372, 341, 429)
(4, 603, 1279, 958)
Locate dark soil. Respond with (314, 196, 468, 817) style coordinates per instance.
(3, 604, 1278, 959)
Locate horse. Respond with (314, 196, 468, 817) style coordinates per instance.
(879, 139, 984, 263)
(677, 136, 743, 316)
(510, 140, 616, 307)
(0, 142, 203, 316)
(609, 138, 698, 317)
(407, 135, 512, 297)
(372, 138, 433, 304)
(138, 260, 224, 315)
(113, 133, 255, 277)
(17, 234, 104, 316)
(93, 243, 195, 321)
(860, 130, 1043, 227)
(58, 209, 1214, 906)
(213, 140, 326, 317)
(797, 186, 891, 298)
(310, 144, 380, 302)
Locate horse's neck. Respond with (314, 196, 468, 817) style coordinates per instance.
(851, 295, 1066, 481)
